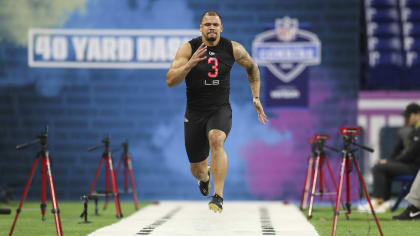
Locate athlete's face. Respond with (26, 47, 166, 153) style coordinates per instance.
(200, 15, 223, 42)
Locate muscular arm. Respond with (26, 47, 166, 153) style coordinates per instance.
(232, 41, 268, 124)
(232, 41, 261, 98)
(166, 42, 207, 87)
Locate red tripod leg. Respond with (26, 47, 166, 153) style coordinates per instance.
(308, 154, 321, 218)
(45, 153, 63, 236)
(332, 155, 347, 236)
(352, 157, 384, 236)
(126, 155, 139, 210)
(325, 157, 338, 194)
(107, 154, 123, 218)
(319, 156, 324, 198)
(300, 155, 314, 210)
(41, 154, 47, 221)
(124, 157, 129, 193)
(104, 155, 110, 210)
(309, 156, 316, 203)
(319, 160, 334, 207)
(89, 157, 104, 194)
(115, 156, 123, 179)
(9, 156, 39, 236)
(325, 157, 347, 212)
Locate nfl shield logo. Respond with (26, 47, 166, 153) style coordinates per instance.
(252, 17, 321, 83)
(276, 17, 298, 42)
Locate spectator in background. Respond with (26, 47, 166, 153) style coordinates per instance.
(359, 103, 420, 213)
(393, 169, 420, 220)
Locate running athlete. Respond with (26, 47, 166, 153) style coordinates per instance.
(166, 10, 268, 213)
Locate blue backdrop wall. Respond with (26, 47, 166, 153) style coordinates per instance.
(0, 0, 360, 201)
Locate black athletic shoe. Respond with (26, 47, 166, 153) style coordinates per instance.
(198, 169, 211, 196)
(392, 205, 420, 220)
(209, 194, 223, 213)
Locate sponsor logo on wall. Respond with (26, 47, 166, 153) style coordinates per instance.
(28, 29, 199, 69)
(252, 17, 321, 107)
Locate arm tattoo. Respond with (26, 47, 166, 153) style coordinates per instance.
(246, 64, 259, 83)
(236, 44, 260, 83)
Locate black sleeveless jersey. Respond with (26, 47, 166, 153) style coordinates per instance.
(185, 37, 235, 111)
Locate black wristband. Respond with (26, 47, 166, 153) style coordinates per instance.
(253, 97, 259, 99)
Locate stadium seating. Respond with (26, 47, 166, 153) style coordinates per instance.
(403, 51, 420, 89)
(369, 37, 401, 51)
(404, 37, 420, 50)
(403, 22, 420, 36)
(366, 8, 399, 22)
(367, 51, 404, 89)
(365, 0, 398, 8)
(363, 0, 420, 89)
(391, 175, 416, 211)
(401, 8, 420, 21)
(400, 0, 420, 8)
(367, 22, 401, 36)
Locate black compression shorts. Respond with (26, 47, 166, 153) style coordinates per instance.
(184, 104, 232, 163)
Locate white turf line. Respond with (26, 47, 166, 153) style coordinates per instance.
(88, 201, 319, 236)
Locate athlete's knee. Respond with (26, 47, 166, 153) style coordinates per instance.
(190, 166, 208, 180)
(208, 131, 226, 150)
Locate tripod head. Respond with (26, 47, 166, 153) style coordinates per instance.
(16, 126, 49, 151)
(340, 127, 374, 153)
(88, 134, 111, 153)
(313, 134, 336, 154)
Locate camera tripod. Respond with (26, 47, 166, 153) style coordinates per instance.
(300, 138, 315, 210)
(115, 141, 139, 210)
(88, 135, 123, 218)
(304, 135, 344, 219)
(330, 127, 383, 236)
(9, 126, 63, 236)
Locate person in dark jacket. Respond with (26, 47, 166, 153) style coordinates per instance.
(359, 103, 420, 213)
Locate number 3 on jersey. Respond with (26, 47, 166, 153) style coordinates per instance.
(208, 57, 219, 78)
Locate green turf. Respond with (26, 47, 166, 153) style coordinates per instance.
(307, 206, 419, 236)
(0, 200, 149, 236)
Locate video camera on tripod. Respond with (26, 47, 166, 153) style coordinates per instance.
(313, 134, 329, 151)
(9, 126, 63, 236)
(88, 135, 123, 218)
(330, 126, 383, 236)
(339, 127, 374, 153)
(304, 133, 346, 219)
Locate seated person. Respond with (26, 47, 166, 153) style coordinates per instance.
(359, 103, 420, 213)
(393, 170, 420, 220)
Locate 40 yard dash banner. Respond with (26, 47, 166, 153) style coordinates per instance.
(28, 28, 199, 69)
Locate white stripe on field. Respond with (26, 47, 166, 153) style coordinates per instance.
(88, 201, 319, 236)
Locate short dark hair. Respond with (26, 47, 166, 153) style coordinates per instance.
(402, 103, 420, 118)
(200, 11, 222, 24)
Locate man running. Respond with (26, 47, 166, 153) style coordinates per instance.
(166, 10, 268, 213)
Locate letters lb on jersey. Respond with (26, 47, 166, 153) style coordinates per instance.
(252, 17, 321, 108)
(28, 28, 199, 69)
